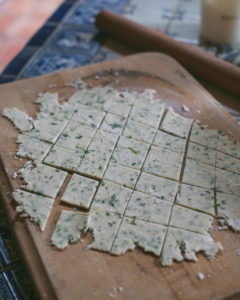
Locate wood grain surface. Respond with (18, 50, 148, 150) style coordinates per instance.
(0, 53, 239, 300)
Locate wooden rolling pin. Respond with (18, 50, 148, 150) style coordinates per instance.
(96, 10, 240, 97)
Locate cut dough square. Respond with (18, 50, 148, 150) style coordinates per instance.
(190, 123, 218, 149)
(16, 134, 52, 162)
(77, 130, 118, 178)
(103, 163, 140, 188)
(56, 120, 96, 151)
(216, 192, 240, 231)
(187, 142, 216, 166)
(160, 108, 193, 138)
(169, 205, 214, 234)
(111, 217, 167, 256)
(136, 172, 179, 203)
(51, 210, 89, 249)
(153, 130, 186, 153)
(216, 168, 240, 196)
(91, 180, 133, 214)
(13, 189, 54, 231)
(71, 104, 106, 128)
(23, 163, 67, 198)
(125, 191, 172, 225)
(143, 145, 184, 181)
(176, 184, 215, 215)
(44, 145, 83, 172)
(129, 100, 165, 128)
(111, 136, 150, 169)
(100, 113, 127, 135)
(160, 227, 222, 266)
(103, 94, 133, 118)
(122, 119, 156, 144)
(61, 174, 99, 209)
(87, 209, 122, 252)
(216, 151, 240, 175)
(182, 158, 215, 189)
(31, 118, 68, 143)
(217, 131, 240, 159)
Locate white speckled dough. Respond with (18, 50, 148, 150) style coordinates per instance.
(187, 142, 216, 166)
(104, 163, 140, 188)
(51, 210, 89, 249)
(87, 209, 122, 252)
(169, 205, 214, 234)
(125, 191, 172, 225)
(16, 134, 52, 162)
(216, 192, 240, 231)
(91, 180, 133, 214)
(111, 217, 167, 256)
(3, 107, 34, 132)
(23, 163, 67, 198)
(122, 119, 156, 144)
(44, 145, 83, 171)
(100, 113, 127, 135)
(143, 145, 184, 181)
(160, 108, 193, 138)
(153, 130, 186, 153)
(160, 227, 223, 266)
(129, 99, 165, 128)
(176, 184, 215, 215)
(77, 130, 118, 178)
(136, 172, 179, 203)
(30, 118, 68, 143)
(71, 104, 106, 128)
(216, 168, 240, 196)
(13, 189, 54, 231)
(217, 131, 240, 159)
(190, 123, 218, 149)
(61, 174, 98, 209)
(216, 151, 240, 174)
(56, 120, 96, 151)
(111, 136, 150, 170)
(182, 158, 215, 189)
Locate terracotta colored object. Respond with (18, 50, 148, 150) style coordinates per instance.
(0, 53, 240, 300)
(96, 10, 240, 97)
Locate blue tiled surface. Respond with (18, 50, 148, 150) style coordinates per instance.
(46, 25, 102, 56)
(27, 24, 57, 47)
(22, 49, 92, 78)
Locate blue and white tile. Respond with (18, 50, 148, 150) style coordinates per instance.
(177, 0, 201, 21)
(46, 25, 102, 56)
(92, 46, 123, 63)
(64, 1, 127, 26)
(22, 49, 92, 78)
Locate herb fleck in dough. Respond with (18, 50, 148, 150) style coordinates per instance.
(3, 84, 240, 266)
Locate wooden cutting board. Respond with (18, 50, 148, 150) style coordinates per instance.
(0, 53, 239, 300)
